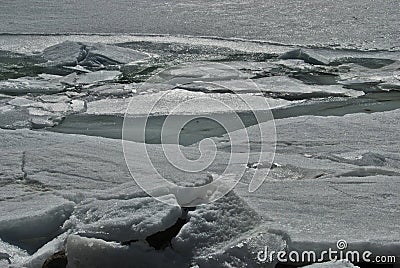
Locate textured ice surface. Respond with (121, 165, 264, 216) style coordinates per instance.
(232, 109, 400, 257)
(1, 107, 400, 266)
(0, 129, 133, 195)
(1, 1, 399, 51)
(0, 128, 275, 266)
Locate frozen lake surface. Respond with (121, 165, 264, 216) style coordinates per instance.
(0, 0, 399, 51)
(0, 1, 399, 267)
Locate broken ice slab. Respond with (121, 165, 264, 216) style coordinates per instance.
(158, 62, 251, 85)
(64, 195, 181, 242)
(0, 75, 65, 95)
(23, 233, 67, 268)
(85, 83, 136, 97)
(173, 192, 273, 257)
(54, 70, 122, 87)
(41, 41, 151, 67)
(0, 193, 74, 254)
(0, 93, 87, 129)
(0, 129, 133, 195)
(177, 76, 364, 99)
(279, 49, 330, 65)
(75, 70, 121, 85)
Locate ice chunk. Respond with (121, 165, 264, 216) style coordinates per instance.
(279, 49, 330, 65)
(75, 70, 121, 85)
(85, 83, 136, 97)
(64, 195, 181, 241)
(55, 70, 122, 87)
(7, 97, 37, 107)
(87, 84, 135, 97)
(41, 41, 85, 66)
(0, 193, 74, 253)
(80, 43, 151, 66)
(23, 233, 67, 268)
(173, 192, 263, 256)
